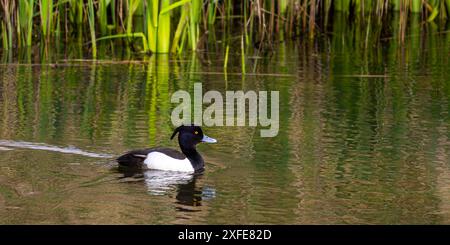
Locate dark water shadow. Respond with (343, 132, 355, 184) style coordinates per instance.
(115, 166, 215, 207)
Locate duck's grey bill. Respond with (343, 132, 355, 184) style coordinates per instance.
(202, 135, 217, 143)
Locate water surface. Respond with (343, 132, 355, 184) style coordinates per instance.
(0, 29, 449, 224)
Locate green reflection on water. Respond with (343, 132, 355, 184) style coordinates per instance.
(0, 23, 449, 224)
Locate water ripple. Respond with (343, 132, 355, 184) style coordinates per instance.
(0, 140, 113, 158)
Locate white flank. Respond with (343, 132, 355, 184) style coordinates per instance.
(144, 152, 194, 172)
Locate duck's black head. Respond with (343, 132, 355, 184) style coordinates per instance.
(170, 125, 217, 151)
(170, 125, 216, 172)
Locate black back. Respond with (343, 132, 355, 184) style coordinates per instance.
(117, 147, 186, 166)
(116, 125, 207, 172)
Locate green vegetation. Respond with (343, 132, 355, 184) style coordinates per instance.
(0, 2, 449, 225)
(0, 0, 449, 55)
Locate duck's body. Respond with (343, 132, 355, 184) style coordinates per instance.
(117, 125, 216, 173)
(117, 147, 202, 172)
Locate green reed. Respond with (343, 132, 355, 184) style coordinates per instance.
(188, 0, 201, 51)
(0, 0, 449, 56)
(157, 0, 171, 53)
(39, 0, 54, 41)
(18, 0, 34, 47)
(98, 0, 110, 35)
(144, 0, 159, 53)
(171, 4, 188, 53)
(0, 0, 14, 49)
(87, 0, 97, 58)
(241, 35, 245, 75)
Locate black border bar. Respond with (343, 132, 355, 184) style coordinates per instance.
(1, 225, 449, 242)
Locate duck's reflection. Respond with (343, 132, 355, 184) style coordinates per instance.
(143, 170, 194, 195)
(117, 167, 215, 207)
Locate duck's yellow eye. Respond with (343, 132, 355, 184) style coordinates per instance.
(194, 131, 198, 135)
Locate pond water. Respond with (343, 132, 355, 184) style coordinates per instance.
(0, 27, 449, 224)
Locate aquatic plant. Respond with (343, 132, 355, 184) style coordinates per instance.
(0, 0, 448, 55)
